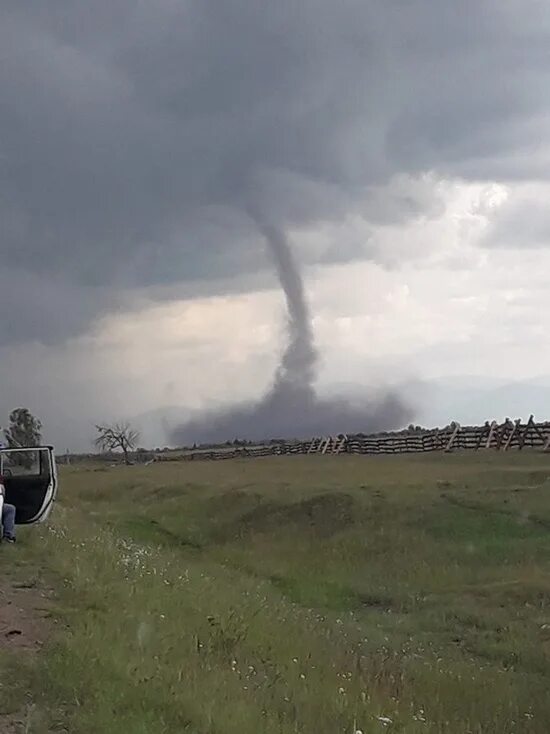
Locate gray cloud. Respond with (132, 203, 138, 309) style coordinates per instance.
(0, 268, 125, 345)
(483, 190, 550, 249)
(1, 0, 550, 345)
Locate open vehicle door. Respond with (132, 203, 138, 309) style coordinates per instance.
(0, 447, 58, 524)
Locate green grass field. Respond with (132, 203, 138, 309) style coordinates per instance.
(3, 451, 550, 732)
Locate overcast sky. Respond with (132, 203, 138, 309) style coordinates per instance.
(2, 1, 550, 449)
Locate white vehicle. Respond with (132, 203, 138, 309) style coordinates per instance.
(0, 446, 58, 526)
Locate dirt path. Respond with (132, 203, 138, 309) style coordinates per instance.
(0, 579, 52, 652)
(0, 569, 54, 733)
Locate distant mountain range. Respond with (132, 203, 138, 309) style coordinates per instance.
(131, 375, 550, 448)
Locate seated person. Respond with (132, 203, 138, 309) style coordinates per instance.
(0, 474, 16, 543)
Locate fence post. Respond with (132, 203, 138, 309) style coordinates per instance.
(503, 419, 521, 451)
(518, 415, 535, 451)
(445, 423, 461, 452)
(485, 421, 497, 449)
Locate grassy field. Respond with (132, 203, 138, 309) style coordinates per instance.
(3, 451, 550, 732)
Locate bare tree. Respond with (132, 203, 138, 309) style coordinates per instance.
(94, 422, 140, 465)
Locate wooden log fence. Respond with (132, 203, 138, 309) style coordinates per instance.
(152, 416, 550, 463)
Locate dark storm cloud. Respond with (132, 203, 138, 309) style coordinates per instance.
(0, 269, 118, 345)
(1, 0, 550, 344)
